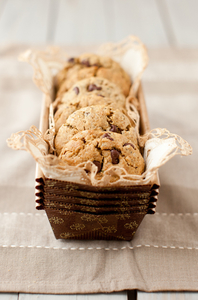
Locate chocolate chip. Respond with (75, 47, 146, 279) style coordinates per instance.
(81, 59, 90, 67)
(84, 111, 90, 117)
(68, 57, 75, 63)
(102, 133, 114, 141)
(87, 84, 102, 92)
(73, 86, 79, 95)
(110, 125, 118, 133)
(111, 149, 120, 164)
(93, 161, 102, 173)
(123, 143, 135, 149)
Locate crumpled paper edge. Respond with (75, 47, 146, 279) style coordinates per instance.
(98, 35, 149, 96)
(7, 126, 192, 187)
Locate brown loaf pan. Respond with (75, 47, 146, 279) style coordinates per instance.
(35, 84, 160, 240)
(45, 207, 147, 240)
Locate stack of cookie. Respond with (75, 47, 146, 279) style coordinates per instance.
(53, 53, 145, 179)
(39, 53, 154, 240)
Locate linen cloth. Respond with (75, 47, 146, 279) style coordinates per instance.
(0, 45, 198, 294)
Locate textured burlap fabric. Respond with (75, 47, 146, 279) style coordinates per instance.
(0, 45, 198, 293)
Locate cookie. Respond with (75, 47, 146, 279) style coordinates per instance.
(54, 94, 126, 133)
(54, 105, 137, 155)
(54, 77, 127, 132)
(57, 77, 126, 105)
(56, 53, 131, 97)
(59, 130, 145, 177)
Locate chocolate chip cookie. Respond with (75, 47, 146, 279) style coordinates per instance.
(56, 53, 131, 97)
(54, 94, 126, 133)
(55, 105, 137, 155)
(54, 77, 127, 132)
(59, 130, 145, 177)
(57, 77, 126, 105)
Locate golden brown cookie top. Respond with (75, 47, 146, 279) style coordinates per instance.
(59, 130, 145, 176)
(66, 105, 132, 131)
(56, 53, 131, 97)
(54, 93, 126, 133)
(54, 105, 137, 155)
(58, 77, 126, 104)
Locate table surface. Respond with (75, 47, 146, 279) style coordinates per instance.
(0, 0, 198, 299)
(0, 0, 198, 47)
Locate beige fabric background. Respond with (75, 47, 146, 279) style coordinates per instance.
(0, 45, 198, 294)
